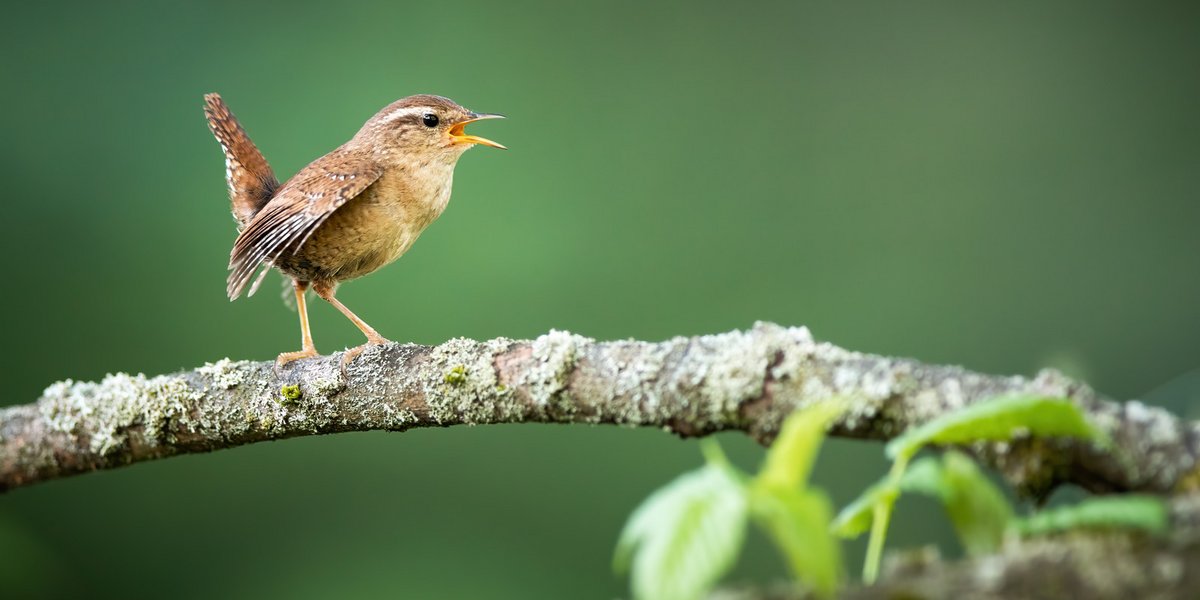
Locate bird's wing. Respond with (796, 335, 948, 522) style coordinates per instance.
(203, 94, 279, 228)
(226, 151, 383, 299)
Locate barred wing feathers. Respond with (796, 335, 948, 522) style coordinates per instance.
(226, 152, 382, 299)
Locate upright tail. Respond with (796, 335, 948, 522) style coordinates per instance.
(203, 93, 279, 229)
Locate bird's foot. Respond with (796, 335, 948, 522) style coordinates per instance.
(276, 347, 320, 369)
(340, 335, 392, 372)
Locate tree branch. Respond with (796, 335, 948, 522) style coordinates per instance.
(714, 494, 1200, 600)
(2, 322, 1197, 494)
(856, 505, 1200, 600)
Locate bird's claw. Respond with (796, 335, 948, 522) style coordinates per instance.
(339, 337, 392, 375)
(276, 347, 320, 370)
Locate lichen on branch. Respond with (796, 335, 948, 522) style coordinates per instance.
(1, 323, 1197, 495)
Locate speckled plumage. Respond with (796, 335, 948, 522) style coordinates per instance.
(204, 93, 503, 365)
(203, 94, 279, 229)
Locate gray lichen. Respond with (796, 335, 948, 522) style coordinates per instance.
(196, 358, 250, 390)
(594, 336, 682, 426)
(423, 336, 519, 425)
(516, 329, 591, 418)
(38, 372, 202, 455)
(4, 323, 1198, 498)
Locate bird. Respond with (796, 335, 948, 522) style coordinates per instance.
(203, 93, 505, 367)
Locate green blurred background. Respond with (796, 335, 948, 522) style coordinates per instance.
(1, 1, 1197, 597)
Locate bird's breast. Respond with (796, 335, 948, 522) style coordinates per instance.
(283, 163, 456, 283)
(377, 162, 455, 233)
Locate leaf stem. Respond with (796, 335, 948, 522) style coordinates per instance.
(700, 438, 730, 467)
(862, 453, 911, 584)
(863, 500, 890, 583)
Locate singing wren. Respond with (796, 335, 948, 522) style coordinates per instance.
(203, 93, 505, 366)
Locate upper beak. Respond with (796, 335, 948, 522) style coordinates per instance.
(449, 113, 506, 149)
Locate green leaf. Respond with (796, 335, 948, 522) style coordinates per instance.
(748, 401, 846, 596)
(886, 395, 1105, 461)
(832, 456, 914, 584)
(614, 464, 749, 600)
(699, 439, 742, 479)
(1010, 495, 1168, 537)
(895, 454, 1014, 555)
(750, 485, 842, 598)
(835, 394, 1094, 583)
(936, 452, 1013, 555)
(831, 478, 899, 539)
(938, 453, 1013, 554)
(897, 456, 946, 497)
(759, 400, 846, 491)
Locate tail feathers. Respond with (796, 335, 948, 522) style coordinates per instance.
(203, 93, 279, 229)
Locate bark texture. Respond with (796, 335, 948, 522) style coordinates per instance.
(2, 322, 1197, 496)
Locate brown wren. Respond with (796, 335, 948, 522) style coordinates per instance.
(203, 93, 505, 366)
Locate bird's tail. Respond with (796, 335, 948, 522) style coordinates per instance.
(203, 93, 279, 229)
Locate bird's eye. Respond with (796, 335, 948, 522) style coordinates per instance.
(422, 113, 439, 128)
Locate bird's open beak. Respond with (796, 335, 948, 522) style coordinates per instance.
(449, 113, 506, 149)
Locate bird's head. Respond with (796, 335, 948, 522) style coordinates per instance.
(358, 94, 505, 163)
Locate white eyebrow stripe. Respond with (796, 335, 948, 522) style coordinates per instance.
(382, 106, 431, 122)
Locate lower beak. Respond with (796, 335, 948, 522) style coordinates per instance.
(449, 113, 506, 149)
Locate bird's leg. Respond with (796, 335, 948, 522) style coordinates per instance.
(276, 280, 320, 367)
(312, 281, 391, 367)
